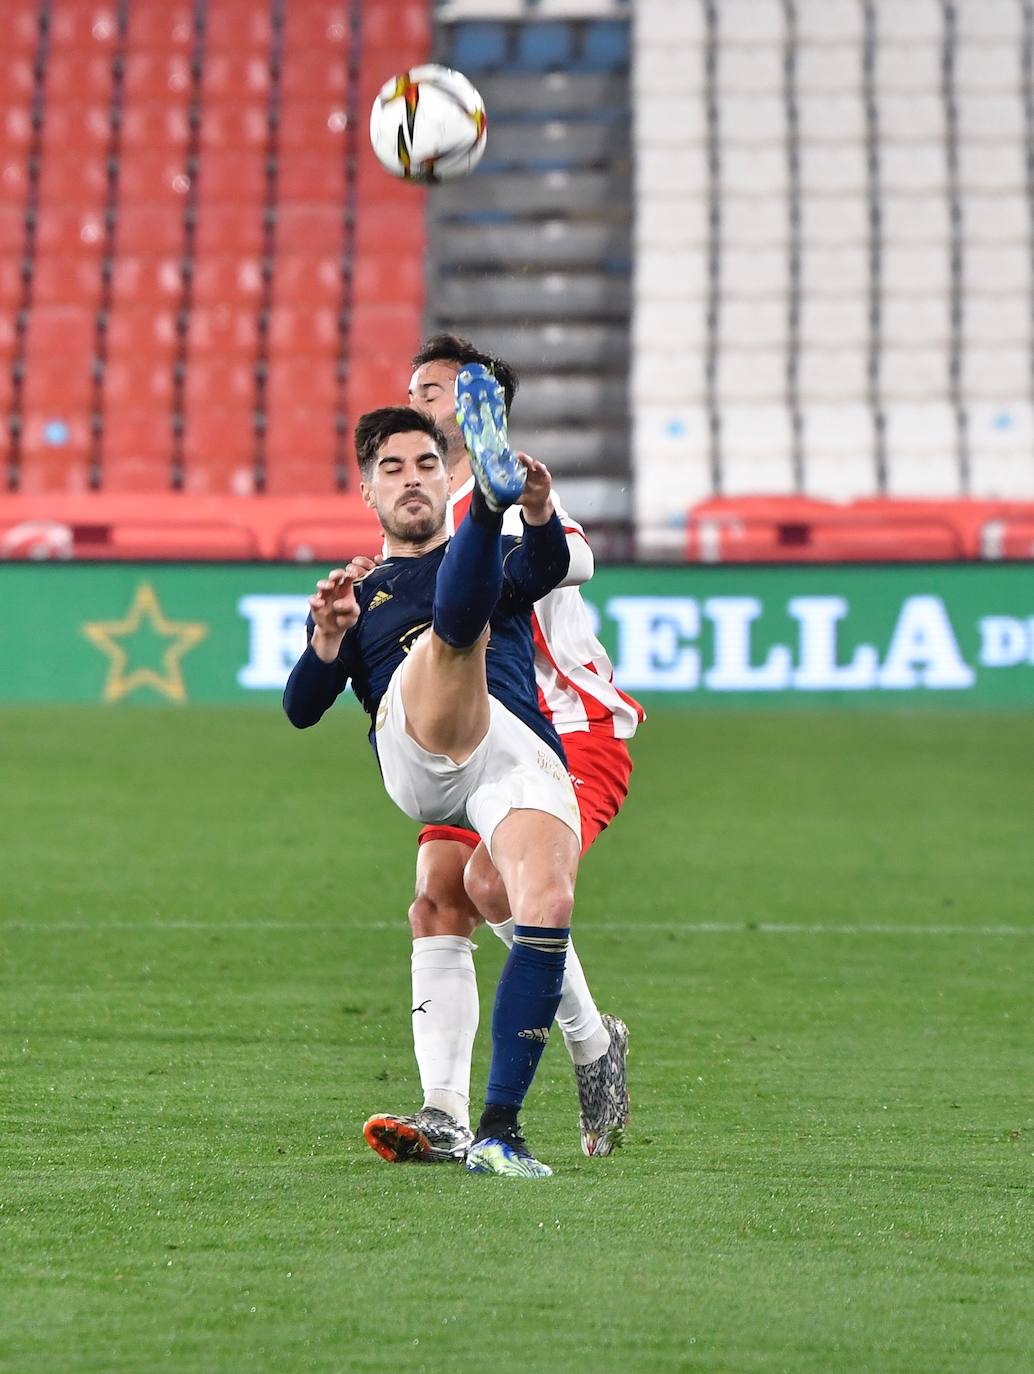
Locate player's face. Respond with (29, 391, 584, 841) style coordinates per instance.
(408, 360, 463, 457)
(361, 430, 449, 543)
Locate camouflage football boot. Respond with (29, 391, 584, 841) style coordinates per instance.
(574, 1013, 630, 1157)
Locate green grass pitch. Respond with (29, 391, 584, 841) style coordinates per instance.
(2, 705, 1032, 1373)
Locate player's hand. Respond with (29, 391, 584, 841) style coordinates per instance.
(515, 452, 554, 525)
(309, 568, 359, 658)
(347, 554, 382, 577)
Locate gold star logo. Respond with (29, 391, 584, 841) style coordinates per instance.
(83, 582, 208, 703)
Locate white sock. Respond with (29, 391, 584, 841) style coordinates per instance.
(410, 935, 479, 1128)
(486, 918, 609, 1067)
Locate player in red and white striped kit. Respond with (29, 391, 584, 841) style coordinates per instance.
(362, 335, 644, 1167)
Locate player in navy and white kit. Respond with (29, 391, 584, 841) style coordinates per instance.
(284, 399, 579, 1177)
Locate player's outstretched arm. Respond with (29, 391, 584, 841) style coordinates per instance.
(503, 454, 571, 604)
(283, 569, 358, 729)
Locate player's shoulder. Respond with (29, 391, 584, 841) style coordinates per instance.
(355, 560, 396, 604)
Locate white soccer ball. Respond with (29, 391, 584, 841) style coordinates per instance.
(369, 63, 488, 183)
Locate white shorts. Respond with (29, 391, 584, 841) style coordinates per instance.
(374, 662, 581, 858)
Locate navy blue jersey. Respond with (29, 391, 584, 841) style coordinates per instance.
(283, 516, 568, 766)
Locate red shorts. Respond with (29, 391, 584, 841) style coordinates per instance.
(417, 729, 633, 858)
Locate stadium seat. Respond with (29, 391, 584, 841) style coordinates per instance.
(277, 151, 346, 203)
(196, 205, 265, 259)
(448, 23, 509, 73)
(575, 21, 630, 73)
(203, 53, 269, 101)
(266, 356, 339, 410)
(720, 408, 798, 497)
(280, 51, 349, 99)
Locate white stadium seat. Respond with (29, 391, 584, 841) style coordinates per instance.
(957, 94, 1023, 141)
(720, 145, 787, 196)
(964, 193, 1027, 243)
(878, 43, 941, 93)
(798, 93, 865, 144)
(958, 141, 1024, 193)
(723, 195, 789, 248)
(968, 405, 1034, 499)
(718, 349, 786, 405)
(722, 247, 786, 297)
(719, 45, 783, 93)
(882, 347, 951, 402)
(801, 144, 867, 194)
(801, 405, 878, 502)
(719, 0, 784, 46)
(881, 143, 945, 194)
(797, 0, 862, 45)
(798, 347, 868, 403)
(796, 44, 860, 93)
(884, 405, 963, 498)
(879, 193, 949, 245)
(965, 348, 1029, 401)
(881, 246, 951, 297)
(957, 0, 1023, 41)
(965, 295, 1029, 346)
(877, 94, 944, 141)
(956, 43, 1019, 94)
(800, 196, 867, 247)
(720, 406, 797, 495)
(722, 299, 786, 348)
(799, 296, 867, 347)
(800, 245, 867, 297)
(720, 95, 784, 143)
(878, 1, 941, 43)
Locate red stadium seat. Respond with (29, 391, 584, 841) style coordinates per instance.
(124, 5, 194, 51)
(275, 204, 341, 254)
(184, 358, 254, 409)
(203, 53, 269, 101)
(103, 357, 175, 406)
(111, 205, 184, 256)
(266, 355, 339, 410)
(120, 103, 191, 152)
(105, 305, 177, 359)
(277, 509, 385, 561)
(188, 305, 260, 357)
(265, 405, 336, 462)
(280, 52, 349, 99)
(264, 454, 339, 497)
(123, 52, 191, 103)
(195, 149, 266, 202)
(198, 102, 268, 150)
(277, 150, 346, 203)
(196, 205, 265, 259)
(24, 306, 95, 357)
(101, 407, 171, 471)
(204, 2, 273, 51)
(266, 305, 338, 354)
(29, 254, 104, 307)
(273, 253, 339, 305)
(188, 255, 264, 306)
(283, 5, 351, 50)
(0, 208, 24, 253)
(23, 356, 95, 413)
(43, 55, 114, 101)
(17, 414, 91, 492)
(277, 101, 349, 150)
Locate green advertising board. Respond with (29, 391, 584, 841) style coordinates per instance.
(1, 562, 1032, 707)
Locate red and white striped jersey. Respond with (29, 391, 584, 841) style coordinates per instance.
(448, 477, 644, 739)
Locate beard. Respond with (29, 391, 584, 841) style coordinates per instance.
(380, 495, 443, 544)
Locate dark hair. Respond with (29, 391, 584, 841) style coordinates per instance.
(412, 332, 520, 415)
(355, 406, 447, 478)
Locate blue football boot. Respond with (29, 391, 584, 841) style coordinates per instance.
(464, 1122, 553, 1178)
(454, 362, 526, 512)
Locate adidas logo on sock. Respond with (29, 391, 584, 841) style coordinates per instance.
(518, 1027, 550, 1043)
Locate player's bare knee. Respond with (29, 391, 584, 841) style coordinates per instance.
(408, 892, 479, 939)
(509, 876, 575, 927)
(463, 852, 511, 924)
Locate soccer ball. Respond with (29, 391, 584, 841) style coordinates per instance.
(369, 64, 487, 183)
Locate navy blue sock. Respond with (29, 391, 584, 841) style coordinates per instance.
(432, 506, 504, 649)
(484, 925, 569, 1114)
